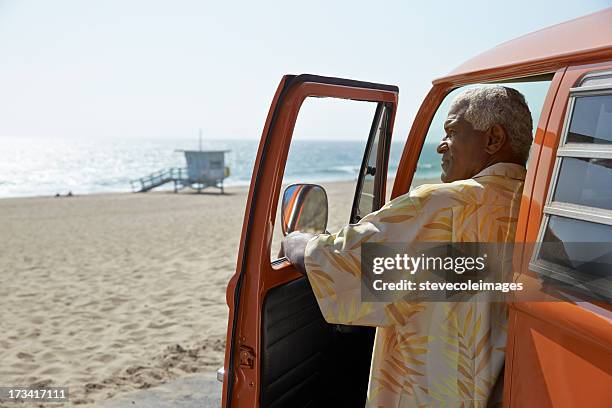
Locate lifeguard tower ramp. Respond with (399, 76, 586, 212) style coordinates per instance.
(130, 150, 230, 194)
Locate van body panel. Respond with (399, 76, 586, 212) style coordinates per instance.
(508, 306, 611, 408)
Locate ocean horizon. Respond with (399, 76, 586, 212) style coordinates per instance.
(0, 137, 442, 198)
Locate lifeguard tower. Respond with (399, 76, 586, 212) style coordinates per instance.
(130, 149, 230, 194)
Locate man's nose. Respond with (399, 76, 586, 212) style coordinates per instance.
(437, 140, 448, 154)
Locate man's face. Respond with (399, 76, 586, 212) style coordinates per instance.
(437, 104, 490, 183)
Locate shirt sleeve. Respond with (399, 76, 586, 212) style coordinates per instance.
(303, 188, 453, 328)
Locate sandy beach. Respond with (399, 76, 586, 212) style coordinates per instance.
(0, 177, 437, 406)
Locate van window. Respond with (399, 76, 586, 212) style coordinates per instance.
(567, 94, 612, 144)
(531, 70, 612, 301)
(410, 77, 552, 190)
(271, 97, 379, 259)
(552, 157, 612, 210)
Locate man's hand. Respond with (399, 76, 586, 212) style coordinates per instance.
(279, 231, 316, 275)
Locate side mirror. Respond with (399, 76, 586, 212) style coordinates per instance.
(281, 184, 328, 236)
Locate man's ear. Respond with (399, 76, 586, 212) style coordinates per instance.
(484, 124, 507, 154)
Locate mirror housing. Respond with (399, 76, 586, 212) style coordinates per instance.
(281, 184, 328, 236)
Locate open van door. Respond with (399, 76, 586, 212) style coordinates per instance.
(221, 75, 398, 407)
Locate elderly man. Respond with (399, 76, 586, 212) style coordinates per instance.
(282, 86, 532, 407)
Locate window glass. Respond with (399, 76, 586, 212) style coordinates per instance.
(354, 105, 390, 221)
(552, 157, 612, 210)
(356, 124, 377, 220)
(567, 95, 612, 144)
(542, 215, 612, 244)
(535, 215, 612, 300)
(410, 79, 551, 190)
(537, 215, 612, 276)
(582, 73, 612, 87)
(271, 97, 378, 259)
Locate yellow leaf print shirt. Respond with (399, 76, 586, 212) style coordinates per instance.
(304, 162, 526, 408)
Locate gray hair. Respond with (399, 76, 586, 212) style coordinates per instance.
(450, 86, 533, 164)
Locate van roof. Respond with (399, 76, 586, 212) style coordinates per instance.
(435, 7, 612, 85)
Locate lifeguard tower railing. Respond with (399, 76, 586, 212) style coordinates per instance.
(130, 168, 187, 193)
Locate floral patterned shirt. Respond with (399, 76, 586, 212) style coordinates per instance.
(304, 162, 526, 407)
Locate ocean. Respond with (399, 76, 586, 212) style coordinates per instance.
(0, 138, 441, 198)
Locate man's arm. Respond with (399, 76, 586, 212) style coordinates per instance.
(280, 231, 316, 274)
(281, 190, 443, 328)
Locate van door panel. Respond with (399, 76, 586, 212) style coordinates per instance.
(260, 277, 333, 407)
(223, 75, 398, 407)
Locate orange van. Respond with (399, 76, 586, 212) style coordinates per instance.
(219, 8, 612, 407)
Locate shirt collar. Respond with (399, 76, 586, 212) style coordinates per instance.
(473, 162, 526, 181)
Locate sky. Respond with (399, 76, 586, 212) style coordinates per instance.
(0, 0, 610, 143)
